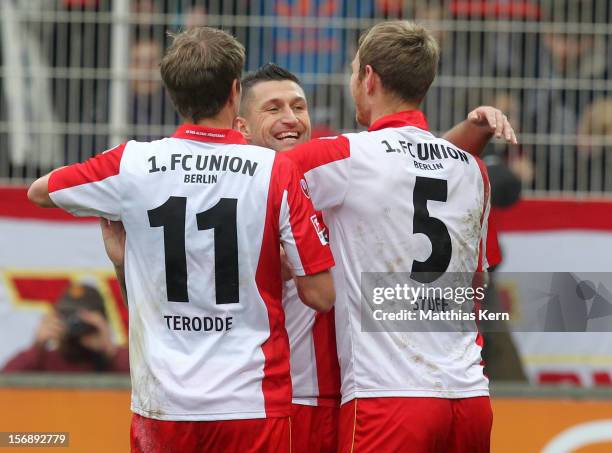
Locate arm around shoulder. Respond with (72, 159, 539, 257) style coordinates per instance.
(28, 173, 56, 208)
(295, 269, 335, 313)
(443, 106, 517, 156)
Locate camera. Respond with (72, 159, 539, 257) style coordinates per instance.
(62, 312, 98, 339)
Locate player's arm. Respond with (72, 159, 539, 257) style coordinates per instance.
(28, 143, 125, 219)
(28, 170, 64, 207)
(100, 219, 128, 304)
(295, 270, 335, 313)
(443, 106, 517, 156)
(284, 135, 351, 211)
(274, 155, 336, 312)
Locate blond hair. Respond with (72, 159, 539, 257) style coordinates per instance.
(358, 21, 439, 104)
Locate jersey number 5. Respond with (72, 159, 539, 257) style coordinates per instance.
(148, 197, 239, 304)
(411, 177, 452, 283)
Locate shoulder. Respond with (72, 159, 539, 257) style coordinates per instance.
(285, 134, 351, 172)
(235, 143, 278, 156)
(269, 152, 301, 180)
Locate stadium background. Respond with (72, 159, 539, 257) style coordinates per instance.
(0, 0, 611, 451)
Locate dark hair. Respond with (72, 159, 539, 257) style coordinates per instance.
(240, 63, 301, 114)
(57, 284, 107, 319)
(160, 27, 245, 122)
(242, 63, 300, 91)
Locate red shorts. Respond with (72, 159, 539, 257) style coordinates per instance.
(338, 396, 492, 453)
(291, 403, 339, 453)
(130, 413, 290, 453)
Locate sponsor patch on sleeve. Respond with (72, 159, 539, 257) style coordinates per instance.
(310, 214, 328, 246)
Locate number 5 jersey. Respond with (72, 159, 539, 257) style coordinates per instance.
(48, 124, 335, 420)
(286, 110, 491, 403)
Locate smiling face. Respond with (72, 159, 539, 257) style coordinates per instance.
(237, 79, 311, 152)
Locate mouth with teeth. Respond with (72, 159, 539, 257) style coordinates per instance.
(274, 131, 300, 142)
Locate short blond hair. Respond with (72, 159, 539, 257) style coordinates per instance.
(160, 27, 245, 122)
(358, 21, 439, 104)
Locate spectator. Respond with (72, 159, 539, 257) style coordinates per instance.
(578, 97, 612, 154)
(577, 97, 612, 191)
(411, 1, 482, 134)
(184, 5, 207, 29)
(128, 38, 176, 141)
(527, 29, 608, 136)
(53, 0, 112, 165)
(2, 284, 129, 373)
(480, 149, 527, 381)
(248, 0, 376, 129)
(522, 0, 609, 190)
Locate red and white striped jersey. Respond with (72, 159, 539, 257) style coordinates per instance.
(48, 124, 334, 421)
(283, 213, 340, 407)
(286, 110, 490, 403)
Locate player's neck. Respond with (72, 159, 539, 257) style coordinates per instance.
(368, 96, 421, 127)
(187, 107, 237, 130)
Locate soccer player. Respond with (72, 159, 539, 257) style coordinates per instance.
(285, 21, 504, 452)
(102, 61, 515, 452)
(235, 64, 341, 453)
(234, 63, 515, 452)
(27, 27, 335, 452)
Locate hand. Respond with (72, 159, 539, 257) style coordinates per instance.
(77, 310, 117, 359)
(100, 219, 126, 268)
(280, 246, 294, 281)
(467, 106, 518, 144)
(34, 312, 65, 347)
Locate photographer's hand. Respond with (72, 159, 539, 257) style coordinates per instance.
(34, 312, 65, 349)
(78, 310, 117, 359)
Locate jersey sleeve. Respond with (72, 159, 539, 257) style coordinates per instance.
(48, 143, 125, 220)
(284, 135, 351, 211)
(272, 154, 335, 276)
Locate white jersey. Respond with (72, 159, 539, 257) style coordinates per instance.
(283, 214, 340, 407)
(48, 124, 334, 420)
(287, 110, 490, 404)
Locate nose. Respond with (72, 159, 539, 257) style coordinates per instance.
(280, 106, 299, 127)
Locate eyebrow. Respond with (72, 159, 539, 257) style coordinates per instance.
(260, 95, 307, 106)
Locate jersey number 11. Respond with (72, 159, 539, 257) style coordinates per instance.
(148, 197, 239, 304)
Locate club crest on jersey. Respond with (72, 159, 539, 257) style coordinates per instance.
(300, 178, 311, 199)
(310, 215, 328, 246)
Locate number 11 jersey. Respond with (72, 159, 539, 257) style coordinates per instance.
(48, 124, 335, 421)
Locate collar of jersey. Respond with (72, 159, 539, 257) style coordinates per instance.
(368, 110, 429, 132)
(172, 124, 247, 144)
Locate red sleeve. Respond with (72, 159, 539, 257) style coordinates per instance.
(49, 143, 125, 193)
(284, 136, 351, 211)
(1, 346, 45, 372)
(284, 135, 350, 175)
(273, 154, 335, 276)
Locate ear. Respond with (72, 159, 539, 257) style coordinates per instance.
(228, 79, 241, 109)
(234, 116, 251, 140)
(364, 64, 377, 95)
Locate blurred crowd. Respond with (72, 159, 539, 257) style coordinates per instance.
(0, 0, 610, 191)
